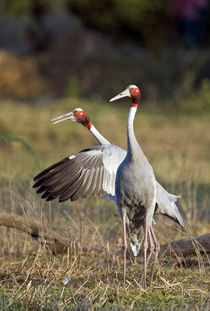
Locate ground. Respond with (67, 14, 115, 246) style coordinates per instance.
(0, 97, 209, 310)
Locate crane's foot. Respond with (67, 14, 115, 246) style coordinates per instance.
(139, 224, 160, 288)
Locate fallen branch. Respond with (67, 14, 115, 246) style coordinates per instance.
(0, 213, 70, 254)
(0, 213, 103, 254)
(0, 213, 209, 258)
(160, 233, 210, 257)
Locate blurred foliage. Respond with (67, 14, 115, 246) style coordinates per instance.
(2, 0, 210, 49)
(2, 0, 173, 48)
(3, 0, 32, 15)
(0, 134, 40, 169)
(64, 77, 82, 97)
(1, 0, 210, 110)
(177, 79, 210, 112)
(3, 0, 52, 16)
(67, 0, 172, 48)
(199, 79, 210, 109)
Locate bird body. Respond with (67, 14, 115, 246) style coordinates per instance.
(116, 108, 154, 215)
(115, 157, 156, 256)
(110, 88, 157, 257)
(109, 85, 158, 283)
(34, 108, 185, 229)
(116, 157, 155, 218)
(33, 86, 185, 284)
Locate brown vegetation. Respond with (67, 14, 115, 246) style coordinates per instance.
(0, 51, 51, 98)
(0, 213, 209, 259)
(0, 99, 209, 309)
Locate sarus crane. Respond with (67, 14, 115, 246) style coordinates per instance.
(110, 85, 158, 284)
(50, 107, 184, 225)
(33, 86, 185, 285)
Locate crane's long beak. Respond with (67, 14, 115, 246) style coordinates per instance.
(109, 88, 130, 102)
(51, 111, 76, 124)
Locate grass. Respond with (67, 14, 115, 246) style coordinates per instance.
(0, 237, 209, 310)
(0, 96, 209, 310)
(0, 248, 209, 310)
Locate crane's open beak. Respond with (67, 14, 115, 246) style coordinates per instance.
(109, 88, 130, 102)
(51, 111, 76, 124)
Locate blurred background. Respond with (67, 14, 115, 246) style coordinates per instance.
(0, 0, 210, 107)
(0, 0, 210, 232)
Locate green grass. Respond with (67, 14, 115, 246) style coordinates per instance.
(0, 97, 209, 310)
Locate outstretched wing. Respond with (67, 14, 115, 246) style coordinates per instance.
(33, 143, 186, 230)
(33, 144, 126, 202)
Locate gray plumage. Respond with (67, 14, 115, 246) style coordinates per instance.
(33, 90, 185, 284)
(33, 144, 124, 202)
(109, 85, 159, 284)
(112, 91, 157, 255)
(34, 107, 185, 230)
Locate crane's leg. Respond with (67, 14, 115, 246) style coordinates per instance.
(139, 225, 154, 284)
(147, 226, 155, 266)
(149, 226, 160, 286)
(122, 209, 127, 286)
(141, 215, 148, 288)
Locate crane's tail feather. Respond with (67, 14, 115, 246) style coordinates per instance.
(156, 183, 186, 231)
(170, 201, 187, 231)
(168, 193, 182, 202)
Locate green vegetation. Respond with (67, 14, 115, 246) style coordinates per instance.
(69, 0, 172, 48)
(3, 0, 52, 16)
(0, 97, 209, 310)
(3, 0, 210, 49)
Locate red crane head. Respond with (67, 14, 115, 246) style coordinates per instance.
(109, 85, 141, 107)
(51, 108, 92, 129)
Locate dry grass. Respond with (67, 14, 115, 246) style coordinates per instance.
(0, 97, 209, 310)
(0, 186, 209, 311)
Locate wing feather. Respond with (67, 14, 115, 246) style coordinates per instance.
(33, 145, 125, 202)
(33, 143, 186, 230)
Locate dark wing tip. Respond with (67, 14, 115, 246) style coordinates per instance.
(33, 147, 108, 203)
(33, 157, 70, 182)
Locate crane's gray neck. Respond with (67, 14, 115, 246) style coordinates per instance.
(127, 106, 144, 160)
(90, 124, 110, 145)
